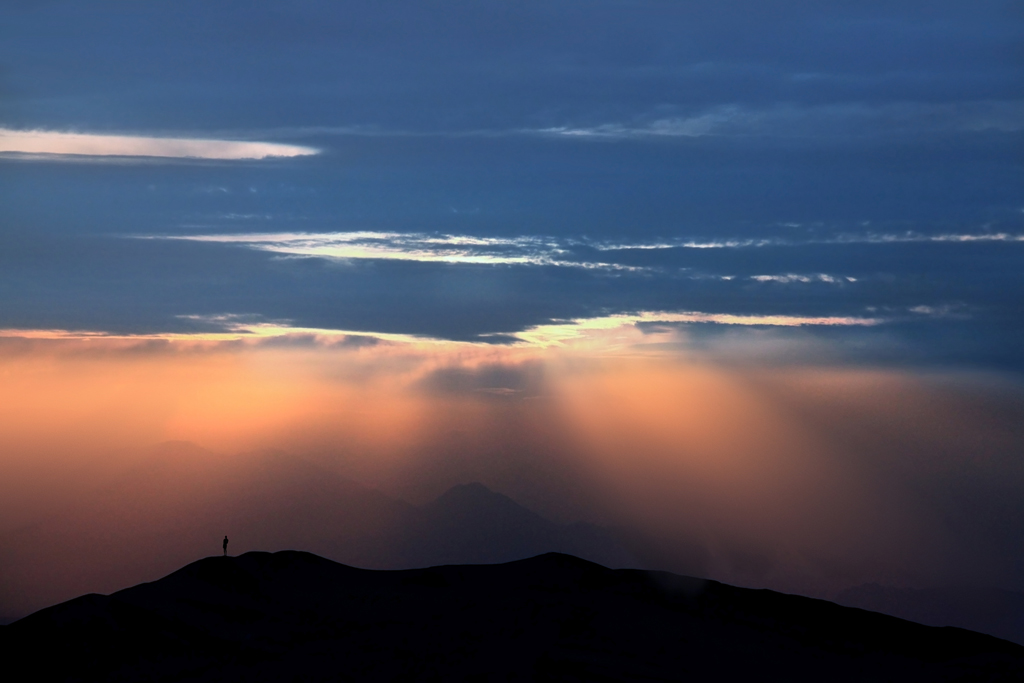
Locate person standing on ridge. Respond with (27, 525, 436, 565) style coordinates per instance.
(223, 536, 229, 557)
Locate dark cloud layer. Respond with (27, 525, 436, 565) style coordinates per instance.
(0, 1, 1022, 370)
(3, 1, 1021, 129)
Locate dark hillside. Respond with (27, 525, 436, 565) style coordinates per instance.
(3, 551, 1022, 681)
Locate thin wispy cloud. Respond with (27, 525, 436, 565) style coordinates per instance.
(594, 232, 1024, 251)
(515, 311, 883, 348)
(153, 231, 641, 270)
(751, 274, 856, 284)
(531, 100, 1024, 140)
(164, 229, 1024, 256)
(0, 307, 885, 349)
(244, 101, 1024, 143)
(0, 129, 318, 160)
(0, 317, 415, 347)
(149, 230, 1024, 281)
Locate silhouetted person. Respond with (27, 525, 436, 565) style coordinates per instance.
(223, 536, 229, 557)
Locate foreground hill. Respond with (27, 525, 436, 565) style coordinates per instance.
(0, 443, 633, 622)
(2, 552, 1022, 682)
(838, 583, 1024, 646)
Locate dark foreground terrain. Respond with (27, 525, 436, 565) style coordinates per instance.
(838, 582, 1024, 646)
(2, 552, 1022, 682)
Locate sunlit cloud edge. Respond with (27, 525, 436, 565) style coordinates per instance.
(148, 230, 1024, 274)
(514, 311, 883, 348)
(0, 308, 886, 351)
(0, 129, 318, 160)
(148, 232, 645, 271)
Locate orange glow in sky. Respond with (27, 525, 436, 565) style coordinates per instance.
(1, 330, 1023, 619)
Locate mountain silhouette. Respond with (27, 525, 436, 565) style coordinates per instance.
(0, 443, 634, 622)
(385, 482, 635, 568)
(838, 583, 1024, 646)
(0, 444, 409, 621)
(2, 551, 1021, 681)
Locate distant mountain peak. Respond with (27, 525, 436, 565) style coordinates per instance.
(428, 482, 546, 523)
(439, 481, 500, 498)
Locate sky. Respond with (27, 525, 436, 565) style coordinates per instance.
(1, 1, 1023, 618)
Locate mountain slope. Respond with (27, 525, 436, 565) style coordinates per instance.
(838, 583, 1024, 646)
(0, 443, 633, 622)
(0, 443, 411, 621)
(2, 551, 1022, 682)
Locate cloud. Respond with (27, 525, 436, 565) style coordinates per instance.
(0, 316, 422, 349)
(236, 101, 1024, 143)
(751, 274, 856, 284)
(531, 101, 1024, 140)
(3, 227, 1015, 362)
(515, 311, 882, 348)
(594, 232, 1024, 250)
(417, 361, 545, 398)
(155, 230, 1024, 275)
(152, 231, 643, 270)
(0, 129, 318, 160)
(0, 307, 885, 353)
(535, 111, 728, 139)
